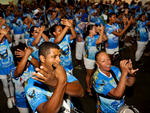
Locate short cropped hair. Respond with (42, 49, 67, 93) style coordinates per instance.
(39, 42, 60, 57)
(107, 12, 116, 23)
(30, 26, 37, 37)
(12, 43, 27, 66)
(95, 51, 106, 61)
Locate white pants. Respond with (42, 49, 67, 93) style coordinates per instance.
(106, 47, 119, 55)
(0, 75, 14, 98)
(148, 30, 150, 41)
(84, 57, 95, 69)
(17, 107, 29, 113)
(75, 42, 85, 60)
(135, 41, 148, 61)
(14, 34, 25, 46)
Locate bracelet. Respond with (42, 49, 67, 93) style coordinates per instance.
(28, 55, 32, 61)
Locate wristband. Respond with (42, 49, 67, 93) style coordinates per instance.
(28, 55, 32, 61)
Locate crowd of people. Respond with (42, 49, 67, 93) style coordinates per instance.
(0, 0, 150, 113)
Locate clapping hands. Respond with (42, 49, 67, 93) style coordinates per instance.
(61, 19, 73, 28)
(120, 59, 139, 75)
(15, 47, 33, 58)
(32, 63, 67, 87)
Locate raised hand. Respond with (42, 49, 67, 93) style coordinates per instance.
(15, 49, 25, 58)
(128, 16, 133, 25)
(126, 59, 139, 75)
(32, 63, 67, 87)
(15, 47, 33, 58)
(120, 60, 130, 75)
(24, 47, 34, 57)
(98, 24, 105, 34)
(40, 26, 45, 32)
(0, 28, 8, 36)
(53, 63, 67, 83)
(32, 65, 57, 87)
(61, 19, 73, 27)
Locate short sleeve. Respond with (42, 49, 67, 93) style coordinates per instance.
(65, 34, 73, 43)
(27, 38, 34, 47)
(66, 71, 78, 83)
(26, 87, 52, 112)
(93, 78, 114, 96)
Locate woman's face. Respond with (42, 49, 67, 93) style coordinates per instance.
(51, 11, 57, 19)
(141, 15, 146, 22)
(124, 9, 129, 14)
(90, 26, 97, 35)
(96, 52, 112, 73)
(24, 18, 29, 24)
(122, 16, 128, 24)
(32, 27, 40, 37)
(53, 26, 63, 37)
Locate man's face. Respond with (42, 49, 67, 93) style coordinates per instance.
(96, 52, 111, 72)
(42, 48, 61, 69)
(110, 14, 116, 23)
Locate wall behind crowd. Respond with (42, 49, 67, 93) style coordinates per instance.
(0, 0, 150, 5)
(0, 0, 18, 5)
(55, 0, 150, 4)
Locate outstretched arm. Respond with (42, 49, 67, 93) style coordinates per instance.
(112, 17, 133, 37)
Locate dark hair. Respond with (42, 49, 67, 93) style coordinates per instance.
(30, 26, 37, 37)
(49, 24, 65, 36)
(95, 51, 106, 61)
(11, 43, 27, 66)
(49, 24, 58, 35)
(85, 24, 95, 36)
(39, 42, 60, 57)
(138, 13, 146, 20)
(107, 12, 116, 23)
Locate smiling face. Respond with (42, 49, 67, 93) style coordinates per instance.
(96, 52, 111, 74)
